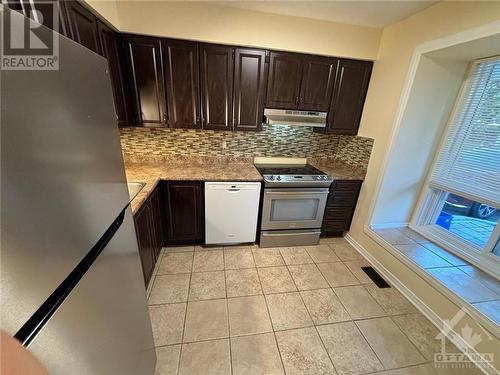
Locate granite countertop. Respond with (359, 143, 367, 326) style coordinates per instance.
(309, 158, 367, 181)
(125, 155, 263, 214)
(125, 155, 366, 214)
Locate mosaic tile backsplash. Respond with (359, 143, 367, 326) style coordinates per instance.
(120, 124, 374, 169)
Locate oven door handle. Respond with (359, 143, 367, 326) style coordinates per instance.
(261, 230, 321, 237)
(264, 190, 329, 195)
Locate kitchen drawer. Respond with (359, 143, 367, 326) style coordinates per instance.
(332, 180, 362, 191)
(323, 206, 354, 221)
(326, 193, 358, 207)
(322, 179, 362, 235)
(322, 218, 351, 233)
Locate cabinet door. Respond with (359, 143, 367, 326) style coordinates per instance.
(233, 48, 267, 131)
(97, 22, 131, 126)
(299, 56, 337, 111)
(199, 44, 234, 130)
(163, 40, 200, 129)
(164, 182, 204, 244)
(14, 0, 71, 37)
(265, 51, 303, 109)
(326, 59, 372, 135)
(123, 35, 166, 126)
(134, 203, 155, 285)
(65, 1, 101, 54)
(148, 185, 164, 261)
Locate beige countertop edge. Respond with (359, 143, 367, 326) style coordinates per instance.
(127, 163, 365, 215)
(128, 175, 264, 215)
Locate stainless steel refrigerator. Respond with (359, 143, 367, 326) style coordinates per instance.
(0, 8, 156, 374)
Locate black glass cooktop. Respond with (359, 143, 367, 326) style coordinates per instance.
(254, 164, 326, 175)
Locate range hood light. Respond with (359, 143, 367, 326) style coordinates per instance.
(264, 108, 327, 128)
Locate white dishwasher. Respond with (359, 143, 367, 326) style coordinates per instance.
(205, 182, 261, 245)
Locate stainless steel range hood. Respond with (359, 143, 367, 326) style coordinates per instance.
(264, 108, 327, 128)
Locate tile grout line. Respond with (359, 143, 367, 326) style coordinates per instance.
(352, 319, 387, 373)
(283, 252, 337, 371)
(388, 314, 438, 365)
(161, 242, 466, 374)
(222, 247, 234, 375)
(176, 249, 195, 375)
(301, 243, 382, 373)
(312, 323, 341, 375)
(250, 247, 287, 374)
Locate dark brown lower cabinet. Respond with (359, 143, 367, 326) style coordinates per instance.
(133, 184, 163, 285)
(322, 180, 362, 236)
(133, 180, 204, 284)
(148, 185, 163, 260)
(134, 200, 155, 285)
(163, 181, 204, 244)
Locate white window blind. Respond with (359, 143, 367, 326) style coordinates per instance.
(429, 57, 500, 207)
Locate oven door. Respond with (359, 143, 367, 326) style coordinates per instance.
(261, 188, 330, 230)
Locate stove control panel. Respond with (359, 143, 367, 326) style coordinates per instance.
(262, 174, 333, 187)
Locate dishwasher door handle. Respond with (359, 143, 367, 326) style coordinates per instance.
(227, 188, 240, 192)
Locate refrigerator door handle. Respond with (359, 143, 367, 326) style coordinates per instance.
(14, 206, 128, 347)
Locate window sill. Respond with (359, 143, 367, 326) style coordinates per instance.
(365, 226, 499, 338)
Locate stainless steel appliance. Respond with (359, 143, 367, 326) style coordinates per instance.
(254, 158, 333, 247)
(1, 9, 155, 375)
(264, 108, 327, 128)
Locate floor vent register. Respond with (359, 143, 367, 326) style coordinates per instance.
(361, 266, 391, 288)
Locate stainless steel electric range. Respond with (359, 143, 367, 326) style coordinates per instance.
(254, 158, 334, 247)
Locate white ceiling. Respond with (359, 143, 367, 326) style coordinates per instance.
(212, 1, 439, 28)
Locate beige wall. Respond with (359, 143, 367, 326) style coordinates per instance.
(352, 1, 500, 369)
(112, 0, 381, 60)
(372, 55, 467, 225)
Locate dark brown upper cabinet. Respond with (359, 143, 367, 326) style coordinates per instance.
(265, 51, 303, 109)
(163, 40, 201, 129)
(326, 59, 372, 135)
(163, 181, 204, 244)
(65, 1, 101, 54)
(123, 35, 166, 126)
(266, 52, 337, 112)
(6, 0, 71, 37)
(97, 22, 130, 126)
(200, 44, 234, 130)
(233, 48, 267, 131)
(299, 56, 337, 111)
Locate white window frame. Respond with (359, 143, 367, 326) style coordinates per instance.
(410, 56, 500, 279)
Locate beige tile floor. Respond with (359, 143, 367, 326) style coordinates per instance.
(148, 238, 483, 375)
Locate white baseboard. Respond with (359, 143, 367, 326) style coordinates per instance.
(344, 233, 498, 375)
(370, 222, 409, 229)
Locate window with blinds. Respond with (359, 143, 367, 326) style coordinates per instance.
(429, 57, 500, 207)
